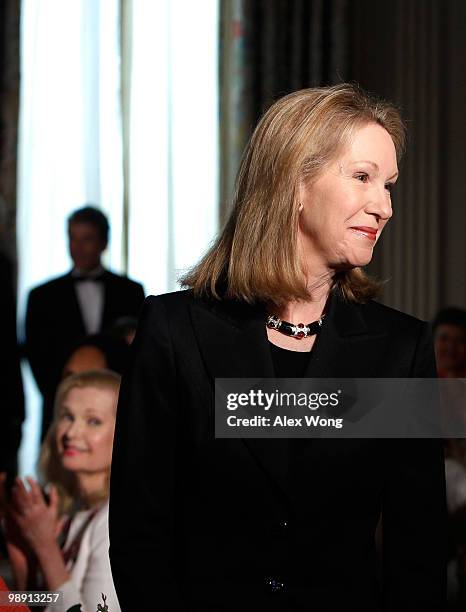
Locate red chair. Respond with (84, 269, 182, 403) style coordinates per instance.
(0, 576, 30, 611)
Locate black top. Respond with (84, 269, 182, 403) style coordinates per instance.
(269, 341, 312, 377)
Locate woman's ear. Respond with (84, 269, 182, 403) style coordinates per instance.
(297, 180, 307, 212)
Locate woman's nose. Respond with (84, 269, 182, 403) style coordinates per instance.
(64, 420, 82, 439)
(365, 186, 393, 221)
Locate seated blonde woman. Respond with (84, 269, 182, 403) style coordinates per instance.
(7, 370, 121, 612)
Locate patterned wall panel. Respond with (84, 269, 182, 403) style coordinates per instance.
(0, 0, 20, 266)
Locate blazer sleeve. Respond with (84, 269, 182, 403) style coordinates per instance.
(109, 296, 184, 611)
(25, 288, 52, 396)
(382, 322, 447, 611)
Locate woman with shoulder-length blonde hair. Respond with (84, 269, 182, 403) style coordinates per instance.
(6, 370, 121, 612)
(110, 83, 446, 611)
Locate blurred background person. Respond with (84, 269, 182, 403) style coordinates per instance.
(444, 438, 466, 608)
(0, 195, 24, 485)
(61, 333, 130, 379)
(0, 251, 24, 482)
(433, 308, 466, 379)
(25, 206, 144, 440)
(433, 307, 466, 607)
(4, 370, 120, 612)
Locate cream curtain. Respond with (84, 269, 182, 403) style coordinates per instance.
(120, 0, 219, 297)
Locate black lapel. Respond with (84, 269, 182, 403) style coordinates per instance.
(101, 271, 113, 329)
(305, 288, 387, 379)
(190, 297, 274, 380)
(64, 273, 86, 336)
(295, 290, 390, 486)
(190, 298, 297, 499)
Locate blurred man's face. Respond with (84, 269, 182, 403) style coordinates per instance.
(434, 324, 466, 374)
(62, 345, 108, 379)
(68, 222, 106, 271)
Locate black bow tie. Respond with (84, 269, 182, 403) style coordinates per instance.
(73, 273, 105, 283)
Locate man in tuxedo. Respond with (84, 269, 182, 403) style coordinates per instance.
(25, 206, 145, 438)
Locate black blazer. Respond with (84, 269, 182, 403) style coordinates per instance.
(109, 288, 446, 612)
(25, 270, 144, 433)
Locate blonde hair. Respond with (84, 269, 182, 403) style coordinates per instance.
(182, 83, 406, 305)
(39, 370, 121, 515)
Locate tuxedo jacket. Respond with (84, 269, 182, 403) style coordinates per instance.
(25, 270, 144, 433)
(109, 288, 446, 612)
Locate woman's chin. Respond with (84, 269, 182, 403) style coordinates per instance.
(347, 248, 374, 268)
(329, 242, 375, 270)
(332, 254, 373, 271)
(61, 456, 83, 471)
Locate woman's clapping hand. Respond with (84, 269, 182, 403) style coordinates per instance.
(9, 477, 64, 552)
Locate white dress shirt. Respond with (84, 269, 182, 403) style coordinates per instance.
(71, 266, 105, 335)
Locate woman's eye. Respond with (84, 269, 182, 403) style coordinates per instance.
(355, 173, 369, 183)
(60, 413, 73, 422)
(88, 418, 102, 426)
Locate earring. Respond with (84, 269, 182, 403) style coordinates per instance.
(298, 203, 304, 212)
